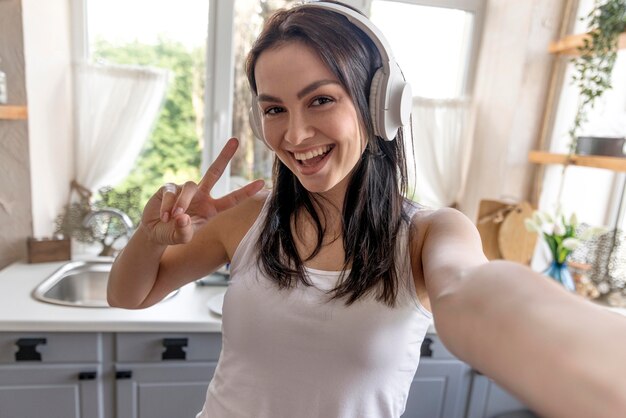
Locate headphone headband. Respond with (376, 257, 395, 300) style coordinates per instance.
(300, 2, 394, 69)
(249, 1, 412, 143)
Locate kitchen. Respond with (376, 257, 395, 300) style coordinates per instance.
(1, 0, 626, 417)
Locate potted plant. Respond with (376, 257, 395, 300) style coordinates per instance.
(524, 208, 607, 291)
(568, 0, 626, 155)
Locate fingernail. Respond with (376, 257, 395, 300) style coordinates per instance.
(161, 212, 169, 223)
(176, 216, 188, 227)
(173, 207, 183, 216)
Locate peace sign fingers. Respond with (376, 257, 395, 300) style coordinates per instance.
(198, 137, 240, 196)
(213, 179, 265, 213)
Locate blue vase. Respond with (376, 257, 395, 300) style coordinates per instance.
(543, 261, 575, 292)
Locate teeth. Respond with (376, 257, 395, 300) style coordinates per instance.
(294, 145, 331, 161)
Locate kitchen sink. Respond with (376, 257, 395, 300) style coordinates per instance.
(32, 260, 177, 308)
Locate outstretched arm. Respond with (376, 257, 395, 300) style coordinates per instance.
(420, 208, 626, 418)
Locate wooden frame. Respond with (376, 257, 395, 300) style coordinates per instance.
(549, 31, 626, 55)
(0, 105, 27, 120)
(529, 151, 626, 172)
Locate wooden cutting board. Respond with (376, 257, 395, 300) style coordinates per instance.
(476, 199, 537, 265)
(498, 201, 537, 265)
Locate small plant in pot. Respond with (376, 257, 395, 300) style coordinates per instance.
(569, 0, 626, 155)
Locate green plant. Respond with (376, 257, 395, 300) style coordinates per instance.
(524, 208, 606, 264)
(569, 0, 626, 154)
(55, 185, 142, 255)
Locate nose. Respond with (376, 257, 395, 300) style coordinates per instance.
(284, 110, 314, 145)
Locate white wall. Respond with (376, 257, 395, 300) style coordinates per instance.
(22, 0, 74, 237)
(459, 0, 567, 221)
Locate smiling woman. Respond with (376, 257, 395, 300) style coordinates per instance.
(254, 43, 365, 194)
(106, 2, 626, 418)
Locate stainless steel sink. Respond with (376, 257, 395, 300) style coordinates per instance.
(32, 260, 177, 308)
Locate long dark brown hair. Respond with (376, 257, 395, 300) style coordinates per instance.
(246, 2, 411, 307)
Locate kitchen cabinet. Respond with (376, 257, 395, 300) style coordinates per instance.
(0, 331, 218, 418)
(0, 331, 528, 418)
(0, 332, 102, 418)
(402, 336, 533, 418)
(402, 336, 472, 418)
(466, 373, 534, 418)
(113, 333, 221, 418)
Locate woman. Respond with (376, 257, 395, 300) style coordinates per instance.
(108, 2, 626, 417)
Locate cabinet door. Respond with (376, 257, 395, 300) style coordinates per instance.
(401, 359, 472, 418)
(115, 362, 217, 418)
(466, 372, 537, 418)
(0, 363, 102, 418)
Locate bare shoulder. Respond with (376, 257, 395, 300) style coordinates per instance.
(409, 207, 479, 246)
(417, 207, 484, 256)
(408, 206, 486, 281)
(408, 206, 471, 249)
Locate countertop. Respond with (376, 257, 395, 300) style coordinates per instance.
(1, 261, 624, 334)
(0, 261, 226, 333)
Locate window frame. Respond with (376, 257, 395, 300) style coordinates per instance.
(71, 0, 485, 194)
(363, 0, 485, 97)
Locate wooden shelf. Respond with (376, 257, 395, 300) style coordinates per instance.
(529, 150, 626, 172)
(0, 105, 28, 120)
(549, 31, 626, 55)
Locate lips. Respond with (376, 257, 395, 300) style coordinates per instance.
(294, 145, 332, 162)
(291, 145, 334, 174)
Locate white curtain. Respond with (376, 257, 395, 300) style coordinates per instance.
(408, 97, 476, 208)
(74, 62, 169, 192)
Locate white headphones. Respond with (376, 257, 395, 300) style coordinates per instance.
(249, 1, 412, 145)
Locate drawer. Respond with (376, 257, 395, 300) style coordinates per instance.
(115, 332, 222, 362)
(0, 332, 101, 363)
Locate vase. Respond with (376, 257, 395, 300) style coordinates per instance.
(543, 260, 575, 292)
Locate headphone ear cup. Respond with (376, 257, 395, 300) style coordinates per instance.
(369, 64, 412, 141)
(249, 96, 270, 148)
(368, 68, 385, 140)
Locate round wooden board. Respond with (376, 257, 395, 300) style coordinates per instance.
(498, 201, 538, 264)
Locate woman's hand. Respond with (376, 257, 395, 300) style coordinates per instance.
(140, 138, 265, 245)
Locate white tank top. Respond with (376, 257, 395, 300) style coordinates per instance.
(196, 197, 432, 418)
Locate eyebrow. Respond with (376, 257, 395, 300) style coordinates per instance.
(257, 79, 341, 103)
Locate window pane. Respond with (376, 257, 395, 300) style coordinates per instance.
(86, 0, 208, 206)
(370, 1, 474, 98)
(230, 0, 296, 188)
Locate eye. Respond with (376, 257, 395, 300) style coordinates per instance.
(311, 96, 333, 107)
(263, 106, 284, 116)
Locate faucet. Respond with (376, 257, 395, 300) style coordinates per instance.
(82, 208, 134, 257)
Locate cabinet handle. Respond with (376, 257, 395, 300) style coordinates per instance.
(162, 338, 188, 360)
(116, 370, 133, 380)
(420, 337, 434, 358)
(15, 338, 47, 362)
(78, 371, 97, 380)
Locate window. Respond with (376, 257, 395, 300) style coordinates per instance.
(76, 0, 209, 205)
(368, 0, 485, 99)
(73, 0, 295, 201)
(228, 0, 296, 190)
(72, 0, 484, 202)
